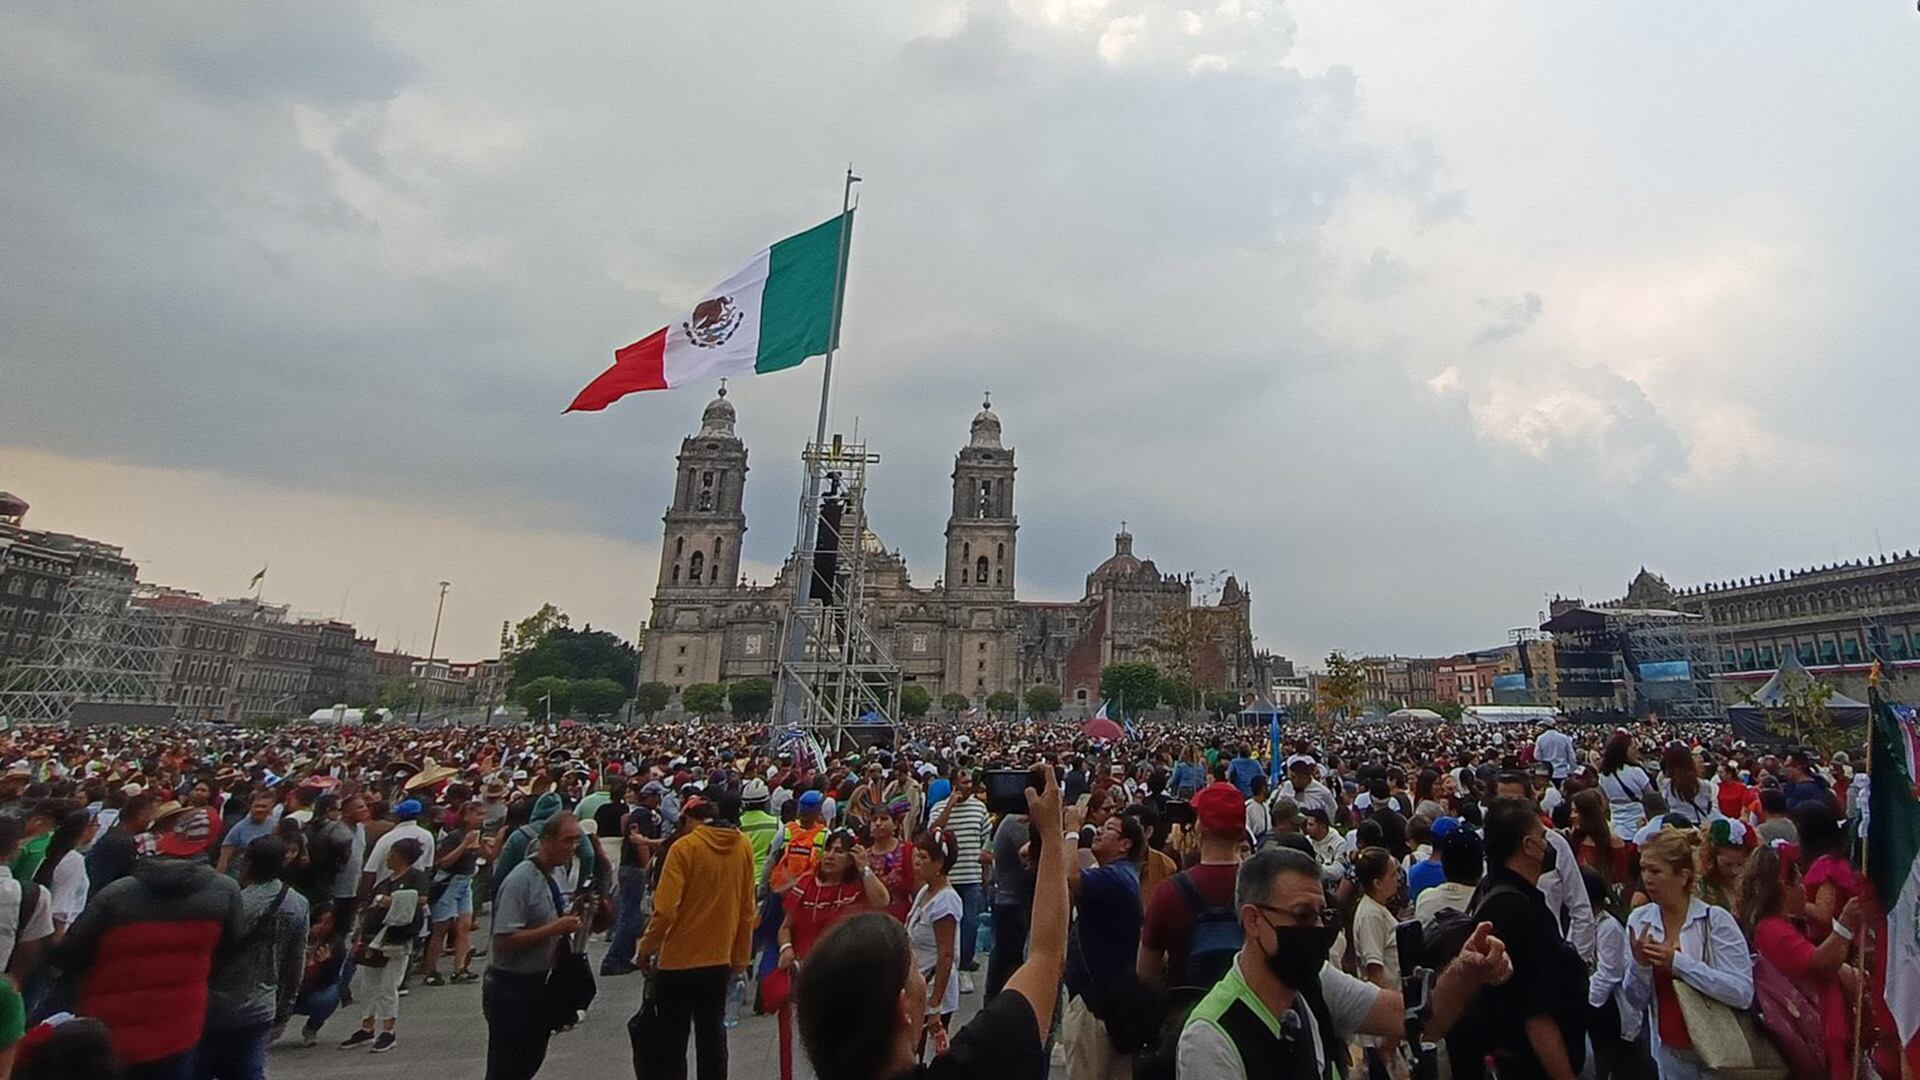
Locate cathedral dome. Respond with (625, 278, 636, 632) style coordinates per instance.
(699, 384, 737, 438)
(1089, 526, 1143, 582)
(969, 396, 1003, 449)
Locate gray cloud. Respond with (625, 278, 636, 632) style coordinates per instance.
(1471, 291, 1543, 346)
(4, 1, 1920, 665)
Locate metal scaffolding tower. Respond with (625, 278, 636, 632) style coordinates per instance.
(1618, 610, 1724, 723)
(776, 435, 901, 750)
(0, 570, 171, 723)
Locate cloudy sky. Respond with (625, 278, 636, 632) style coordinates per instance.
(4, 2, 1917, 666)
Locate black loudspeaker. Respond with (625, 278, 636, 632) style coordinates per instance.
(810, 493, 844, 602)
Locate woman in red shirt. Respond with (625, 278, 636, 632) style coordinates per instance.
(1736, 844, 1862, 1080)
(776, 828, 890, 966)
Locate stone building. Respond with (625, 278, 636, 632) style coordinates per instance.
(638, 391, 1263, 709)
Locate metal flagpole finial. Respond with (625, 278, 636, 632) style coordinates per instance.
(717, 377, 728, 398)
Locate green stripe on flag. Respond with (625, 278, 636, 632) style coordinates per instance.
(1868, 686, 1919, 907)
(755, 212, 848, 374)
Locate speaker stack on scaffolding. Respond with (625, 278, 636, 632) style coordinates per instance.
(776, 434, 902, 751)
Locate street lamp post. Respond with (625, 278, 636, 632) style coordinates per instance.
(414, 581, 450, 726)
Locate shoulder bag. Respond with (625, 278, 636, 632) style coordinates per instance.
(1667, 909, 1786, 1080)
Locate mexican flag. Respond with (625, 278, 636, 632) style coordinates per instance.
(1868, 683, 1920, 1058)
(567, 213, 850, 412)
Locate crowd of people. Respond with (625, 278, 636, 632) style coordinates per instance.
(0, 709, 1902, 1080)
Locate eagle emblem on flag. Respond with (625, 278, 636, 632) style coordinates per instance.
(682, 295, 743, 349)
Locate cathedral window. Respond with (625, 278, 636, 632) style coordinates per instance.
(976, 556, 989, 584)
(689, 551, 705, 583)
(713, 537, 723, 561)
(671, 564, 680, 584)
(675, 537, 684, 558)
(977, 479, 992, 518)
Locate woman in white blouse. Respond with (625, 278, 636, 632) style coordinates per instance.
(1597, 732, 1654, 838)
(1623, 829, 1753, 1079)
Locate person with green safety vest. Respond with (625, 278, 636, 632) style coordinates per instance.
(738, 779, 780, 882)
(1175, 848, 1514, 1080)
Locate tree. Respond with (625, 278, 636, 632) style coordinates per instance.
(1203, 691, 1241, 719)
(378, 678, 426, 712)
(1024, 685, 1062, 719)
(682, 682, 729, 717)
(571, 677, 627, 719)
(940, 692, 971, 717)
(900, 684, 932, 719)
(506, 603, 570, 659)
(517, 675, 572, 719)
(1100, 662, 1162, 716)
(985, 690, 1020, 718)
(1158, 675, 1197, 716)
(727, 678, 774, 721)
(633, 681, 672, 721)
(1755, 672, 1851, 758)
(1316, 651, 1367, 734)
(510, 626, 639, 694)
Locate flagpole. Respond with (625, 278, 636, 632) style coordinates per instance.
(776, 167, 860, 731)
(1852, 666, 1880, 1080)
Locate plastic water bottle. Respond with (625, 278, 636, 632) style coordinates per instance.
(723, 972, 746, 1029)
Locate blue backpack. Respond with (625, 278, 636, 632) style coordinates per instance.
(1171, 871, 1242, 990)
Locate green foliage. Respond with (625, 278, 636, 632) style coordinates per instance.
(633, 681, 673, 720)
(1413, 700, 1464, 723)
(985, 690, 1020, 717)
(1316, 651, 1366, 726)
(378, 678, 427, 711)
(900, 684, 933, 719)
(681, 682, 729, 716)
(940, 692, 971, 716)
(727, 678, 774, 720)
(1100, 662, 1162, 715)
(1761, 672, 1850, 757)
(1024, 685, 1062, 718)
(506, 603, 569, 658)
(517, 675, 572, 717)
(571, 677, 627, 719)
(1158, 675, 1197, 713)
(1203, 691, 1242, 718)
(509, 625, 638, 694)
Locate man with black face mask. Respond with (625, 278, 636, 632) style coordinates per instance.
(1176, 849, 1511, 1080)
(1448, 796, 1590, 1080)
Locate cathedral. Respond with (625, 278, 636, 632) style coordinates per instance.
(638, 389, 1263, 710)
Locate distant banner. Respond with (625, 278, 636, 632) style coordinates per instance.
(1638, 660, 1692, 683)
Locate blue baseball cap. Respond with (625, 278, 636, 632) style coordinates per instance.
(394, 799, 423, 819)
(797, 790, 824, 811)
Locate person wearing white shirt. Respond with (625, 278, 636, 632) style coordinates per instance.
(363, 800, 436, 886)
(1624, 830, 1753, 1079)
(1597, 732, 1655, 838)
(1533, 719, 1576, 781)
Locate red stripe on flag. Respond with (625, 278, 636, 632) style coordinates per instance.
(565, 328, 669, 412)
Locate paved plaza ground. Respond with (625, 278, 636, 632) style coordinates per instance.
(271, 937, 1030, 1080)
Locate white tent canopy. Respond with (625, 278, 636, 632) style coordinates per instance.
(1462, 705, 1561, 725)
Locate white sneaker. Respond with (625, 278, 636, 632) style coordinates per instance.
(959, 972, 975, 995)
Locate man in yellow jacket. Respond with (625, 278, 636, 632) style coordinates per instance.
(635, 789, 755, 1080)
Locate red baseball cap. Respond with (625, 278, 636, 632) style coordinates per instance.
(1192, 782, 1246, 833)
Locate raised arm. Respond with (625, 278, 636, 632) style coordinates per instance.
(1003, 766, 1067, 1041)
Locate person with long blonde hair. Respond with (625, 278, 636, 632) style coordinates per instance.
(1623, 829, 1752, 1079)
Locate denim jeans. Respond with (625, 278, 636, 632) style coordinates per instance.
(602, 865, 650, 975)
(194, 1022, 271, 1080)
(952, 882, 987, 971)
(295, 983, 342, 1034)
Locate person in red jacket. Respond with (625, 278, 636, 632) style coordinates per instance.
(54, 807, 243, 1080)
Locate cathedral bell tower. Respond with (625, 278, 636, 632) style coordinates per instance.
(656, 386, 747, 595)
(944, 396, 1017, 600)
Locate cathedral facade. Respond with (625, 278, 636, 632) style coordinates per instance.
(638, 391, 1263, 709)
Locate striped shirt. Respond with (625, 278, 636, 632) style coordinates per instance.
(941, 796, 992, 885)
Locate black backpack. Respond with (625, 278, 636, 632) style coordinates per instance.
(1132, 872, 1247, 1080)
